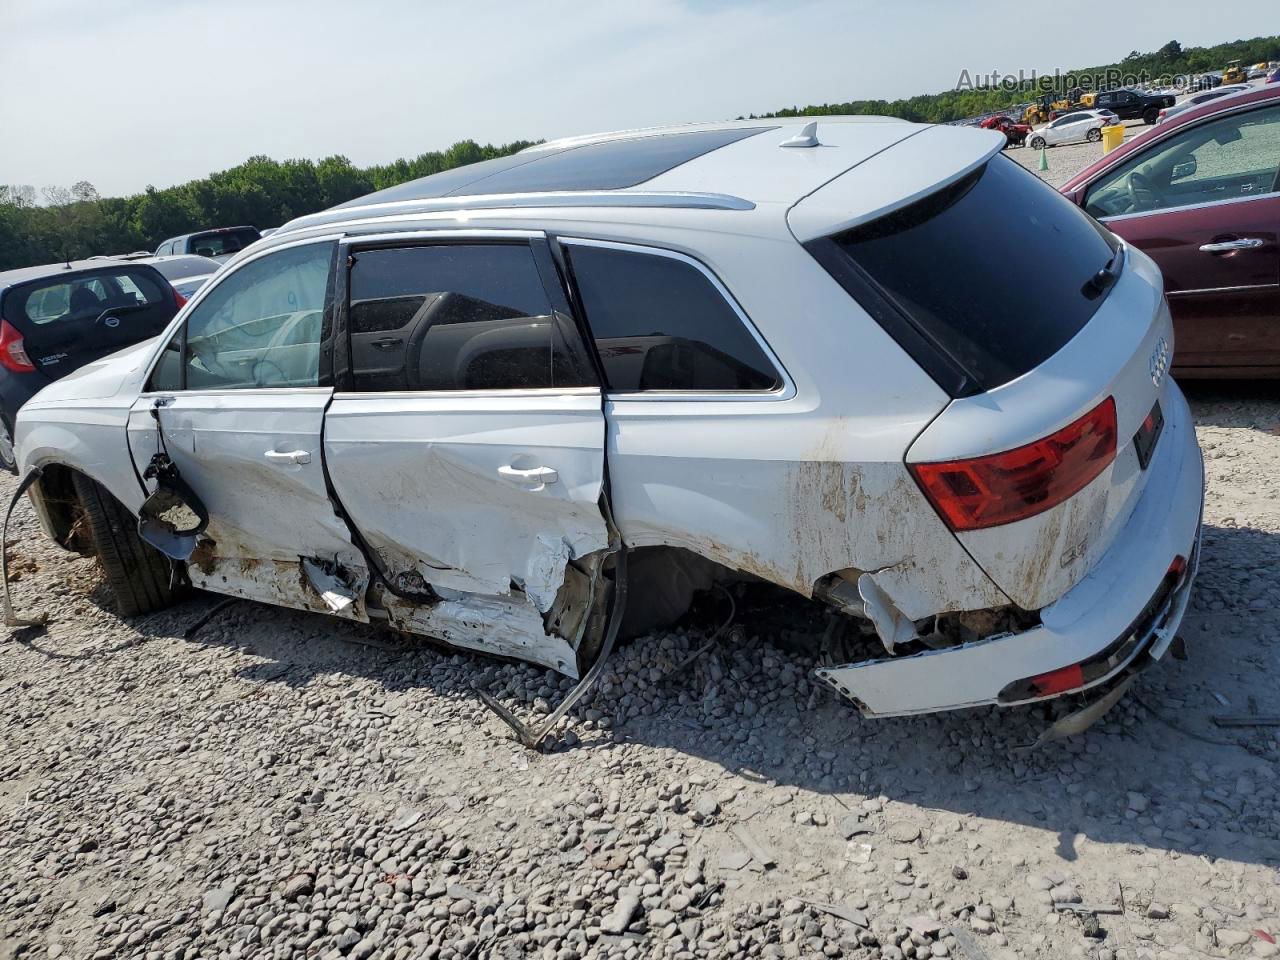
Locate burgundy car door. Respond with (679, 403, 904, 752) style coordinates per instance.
(1104, 196, 1280, 371)
(1078, 100, 1280, 374)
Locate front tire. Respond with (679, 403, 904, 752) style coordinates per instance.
(1142, 108, 1159, 125)
(1030, 136, 1046, 150)
(71, 473, 182, 617)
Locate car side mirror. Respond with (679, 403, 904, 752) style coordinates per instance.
(1171, 155, 1198, 180)
(1213, 127, 1243, 146)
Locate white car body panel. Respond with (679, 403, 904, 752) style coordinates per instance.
(819, 382, 1202, 716)
(12, 116, 1206, 720)
(1033, 111, 1115, 147)
(323, 390, 611, 673)
(908, 247, 1172, 610)
(123, 389, 371, 618)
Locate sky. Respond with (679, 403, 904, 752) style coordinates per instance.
(2, 0, 1277, 197)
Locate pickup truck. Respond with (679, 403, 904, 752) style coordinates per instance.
(1092, 88, 1178, 125)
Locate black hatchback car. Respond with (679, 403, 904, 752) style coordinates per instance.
(0, 259, 183, 469)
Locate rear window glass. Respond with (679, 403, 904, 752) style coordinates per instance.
(188, 228, 259, 258)
(8, 268, 170, 326)
(830, 156, 1119, 391)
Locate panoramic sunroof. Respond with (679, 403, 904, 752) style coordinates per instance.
(338, 127, 774, 209)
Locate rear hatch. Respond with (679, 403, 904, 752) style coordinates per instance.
(794, 136, 1174, 611)
(187, 227, 260, 262)
(2, 264, 180, 381)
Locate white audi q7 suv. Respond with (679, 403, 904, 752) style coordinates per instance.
(11, 118, 1203, 720)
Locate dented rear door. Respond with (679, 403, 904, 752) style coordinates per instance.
(322, 233, 610, 675)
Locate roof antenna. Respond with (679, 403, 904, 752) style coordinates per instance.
(780, 121, 820, 148)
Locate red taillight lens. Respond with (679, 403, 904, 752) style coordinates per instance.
(1024, 663, 1085, 697)
(0, 319, 35, 373)
(173, 288, 187, 308)
(910, 397, 1117, 531)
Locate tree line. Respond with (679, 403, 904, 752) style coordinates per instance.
(755, 35, 1280, 124)
(0, 141, 534, 272)
(3, 34, 1278, 272)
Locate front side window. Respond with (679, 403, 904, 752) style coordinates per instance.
(347, 243, 594, 392)
(157, 241, 334, 391)
(1085, 103, 1280, 218)
(565, 244, 782, 393)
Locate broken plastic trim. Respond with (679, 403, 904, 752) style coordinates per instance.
(137, 452, 209, 560)
(2, 467, 48, 629)
(997, 551, 1191, 704)
(477, 547, 628, 751)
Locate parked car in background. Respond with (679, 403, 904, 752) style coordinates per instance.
(14, 118, 1202, 721)
(1094, 88, 1176, 124)
(155, 226, 261, 263)
(0, 259, 183, 469)
(1268, 67, 1280, 84)
(1028, 109, 1118, 148)
(1189, 74, 1223, 92)
(1156, 84, 1253, 123)
(135, 255, 221, 300)
(1063, 84, 1280, 377)
(1248, 65, 1271, 80)
(979, 115, 1032, 147)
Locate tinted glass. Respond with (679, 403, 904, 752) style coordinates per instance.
(188, 228, 260, 258)
(453, 128, 771, 195)
(348, 244, 594, 392)
(336, 129, 773, 210)
(1085, 103, 1280, 218)
(181, 242, 333, 390)
(149, 256, 219, 281)
(566, 244, 782, 393)
(832, 156, 1119, 390)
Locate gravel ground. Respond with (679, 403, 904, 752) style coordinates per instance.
(3, 152, 1280, 960)
(1008, 118, 1148, 188)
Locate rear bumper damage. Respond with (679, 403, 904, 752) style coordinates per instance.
(815, 386, 1204, 718)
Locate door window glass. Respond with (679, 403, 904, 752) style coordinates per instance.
(1085, 104, 1280, 217)
(347, 243, 594, 391)
(565, 243, 782, 392)
(178, 241, 333, 390)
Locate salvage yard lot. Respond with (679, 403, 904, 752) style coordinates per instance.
(2, 176, 1280, 960)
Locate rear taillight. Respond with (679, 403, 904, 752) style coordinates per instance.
(0, 319, 35, 373)
(173, 289, 187, 308)
(910, 397, 1117, 531)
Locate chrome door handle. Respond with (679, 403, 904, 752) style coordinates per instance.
(264, 449, 311, 465)
(497, 465, 558, 486)
(1199, 238, 1265, 253)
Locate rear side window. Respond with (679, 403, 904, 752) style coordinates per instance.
(7, 268, 170, 327)
(565, 244, 782, 393)
(347, 244, 594, 392)
(824, 156, 1119, 392)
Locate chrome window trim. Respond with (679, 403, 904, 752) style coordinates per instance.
(331, 387, 602, 401)
(138, 387, 334, 399)
(1099, 190, 1278, 223)
(138, 233, 344, 390)
(1166, 282, 1279, 297)
(558, 236, 797, 402)
(344, 227, 544, 244)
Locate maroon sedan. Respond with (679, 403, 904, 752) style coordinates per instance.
(1061, 85, 1280, 376)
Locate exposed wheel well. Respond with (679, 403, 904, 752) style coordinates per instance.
(28, 463, 95, 556)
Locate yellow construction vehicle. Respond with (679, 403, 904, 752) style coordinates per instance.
(1223, 59, 1247, 84)
(1079, 91, 1097, 108)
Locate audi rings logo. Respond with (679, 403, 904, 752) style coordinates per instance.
(1149, 336, 1170, 387)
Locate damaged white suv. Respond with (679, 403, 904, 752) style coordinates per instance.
(12, 118, 1203, 719)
